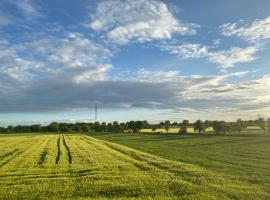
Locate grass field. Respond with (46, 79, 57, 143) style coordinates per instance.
(0, 133, 269, 199)
(90, 132, 270, 198)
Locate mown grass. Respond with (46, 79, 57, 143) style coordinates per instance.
(0, 133, 269, 199)
(90, 132, 270, 197)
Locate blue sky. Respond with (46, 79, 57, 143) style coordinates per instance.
(0, 0, 270, 125)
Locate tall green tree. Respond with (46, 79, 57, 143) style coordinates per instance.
(48, 122, 59, 132)
(212, 121, 226, 134)
(179, 120, 189, 134)
(194, 120, 205, 134)
(164, 120, 170, 133)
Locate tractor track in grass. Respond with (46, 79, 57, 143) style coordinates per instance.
(62, 135, 72, 164)
(37, 139, 51, 166)
(80, 136, 153, 172)
(55, 135, 61, 164)
(38, 148, 48, 166)
(85, 136, 267, 200)
(0, 137, 41, 168)
(0, 149, 20, 160)
(0, 134, 268, 199)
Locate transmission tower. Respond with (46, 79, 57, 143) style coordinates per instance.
(95, 104, 98, 122)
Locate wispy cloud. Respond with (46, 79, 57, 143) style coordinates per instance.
(0, 11, 13, 26)
(162, 43, 208, 59)
(9, 0, 41, 18)
(208, 46, 258, 68)
(89, 0, 197, 45)
(162, 43, 259, 68)
(220, 16, 270, 43)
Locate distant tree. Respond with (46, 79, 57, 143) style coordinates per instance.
(107, 123, 113, 132)
(179, 120, 189, 134)
(204, 120, 212, 129)
(224, 123, 232, 133)
(135, 121, 144, 132)
(127, 121, 135, 132)
(81, 124, 90, 133)
(172, 122, 178, 127)
(257, 117, 266, 134)
(164, 120, 170, 133)
(48, 122, 59, 132)
(101, 122, 107, 132)
(7, 125, 14, 133)
(237, 118, 245, 127)
(152, 126, 157, 132)
(232, 122, 242, 133)
(212, 121, 226, 134)
(30, 124, 42, 132)
(142, 120, 150, 128)
(120, 123, 127, 132)
(73, 125, 82, 133)
(93, 122, 101, 132)
(158, 121, 164, 128)
(194, 120, 205, 134)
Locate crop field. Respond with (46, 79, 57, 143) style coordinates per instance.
(139, 126, 261, 134)
(90, 132, 270, 199)
(0, 133, 269, 199)
(139, 127, 214, 134)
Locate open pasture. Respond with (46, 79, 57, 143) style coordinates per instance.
(91, 132, 270, 198)
(0, 133, 269, 199)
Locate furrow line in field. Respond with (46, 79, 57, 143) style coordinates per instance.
(0, 137, 41, 168)
(0, 149, 19, 160)
(80, 136, 159, 172)
(38, 148, 48, 166)
(0, 137, 33, 156)
(37, 138, 52, 166)
(62, 135, 72, 164)
(91, 137, 265, 200)
(55, 135, 61, 164)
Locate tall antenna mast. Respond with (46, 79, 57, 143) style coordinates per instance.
(95, 104, 98, 122)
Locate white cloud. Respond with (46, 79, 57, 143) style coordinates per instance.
(163, 43, 208, 59)
(0, 33, 113, 85)
(220, 16, 270, 42)
(135, 68, 180, 82)
(207, 46, 258, 68)
(47, 33, 111, 69)
(73, 64, 112, 84)
(89, 0, 196, 44)
(162, 43, 258, 68)
(0, 42, 44, 82)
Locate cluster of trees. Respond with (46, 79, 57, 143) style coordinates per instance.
(153, 118, 270, 134)
(0, 118, 269, 134)
(0, 120, 150, 134)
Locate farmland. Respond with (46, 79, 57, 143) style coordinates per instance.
(0, 133, 269, 199)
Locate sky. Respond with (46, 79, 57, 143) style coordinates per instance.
(0, 0, 270, 125)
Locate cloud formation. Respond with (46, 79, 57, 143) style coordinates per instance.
(89, 0, 196, 44)
(0, 0, 270, 123)
(163, 42, 259, 68)
(0, 33, 113, 87)
(220, 16, 270, 43)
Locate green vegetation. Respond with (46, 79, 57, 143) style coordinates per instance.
(1, 117, 269, 135)
(0, 133, 269, 199)
(90, 131, 270, 198)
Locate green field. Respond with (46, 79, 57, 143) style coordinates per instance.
(0, 133, 269, 199)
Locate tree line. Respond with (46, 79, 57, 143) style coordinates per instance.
(0, 118, 269, 134)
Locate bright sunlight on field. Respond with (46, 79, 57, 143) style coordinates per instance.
(0, 133, 269, 199)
